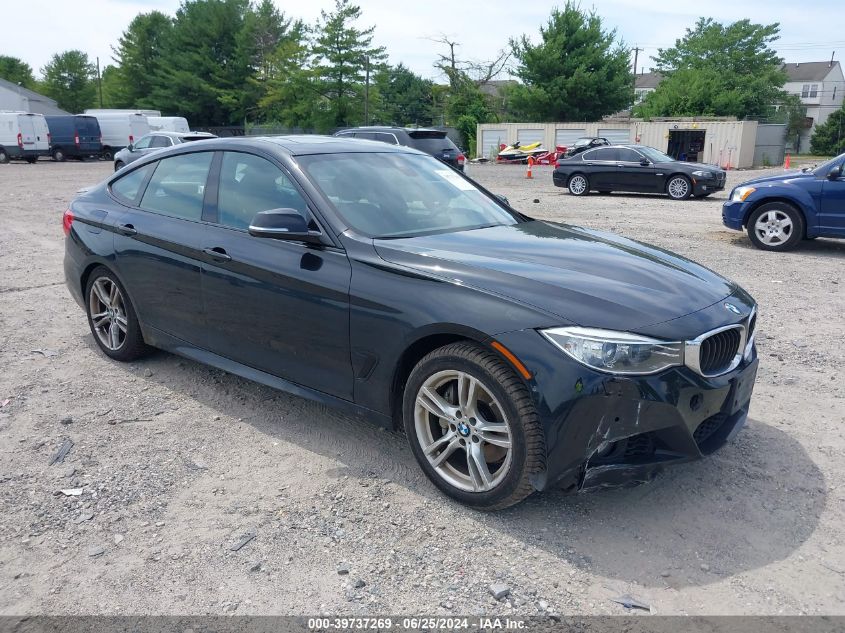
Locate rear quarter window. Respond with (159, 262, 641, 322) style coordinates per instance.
(110, 163, 155, 205)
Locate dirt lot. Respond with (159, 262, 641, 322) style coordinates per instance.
(0, 158, 843, 617)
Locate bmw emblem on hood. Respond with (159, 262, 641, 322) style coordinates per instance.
(723, 302, 742, 315)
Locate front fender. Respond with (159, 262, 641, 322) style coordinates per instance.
(740, 184, 819, 234)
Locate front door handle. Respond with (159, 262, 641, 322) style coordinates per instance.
(202, 247, 232, 262)
(118, 223, 137, 236)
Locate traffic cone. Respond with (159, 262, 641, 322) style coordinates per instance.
(526, 156, 534, 179)
(784, 153, 791, 169)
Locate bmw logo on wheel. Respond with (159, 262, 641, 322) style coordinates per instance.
(457, 421, 471, 437)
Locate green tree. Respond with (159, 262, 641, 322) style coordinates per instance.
(310, 0, 386, 131)
(258, 24, 315, 127)
(110, 11, 173, 108)
(0, 55, 36, 89)
(811, 106, 845, 155)
(509, 2, 631, 121)
(150, 0, 254, 125)
(635, 18, 787, 119)
(770, 93, 807, 151)
(373, 64, 435, 126)
(40, 50, 96, 113)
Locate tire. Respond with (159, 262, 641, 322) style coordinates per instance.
(101, 148, 114, 161)
(25, 157, 37, 164)
(84, 267, 150, 362)
(402, 342, 545, 510)
(114, 161, 124, 172)
(0, 147, 9, 164)
(746, 202, 804, 251)
(52, 147, 67, 162)
(666, 175, 692, 200)
(567, 173, 590, 196)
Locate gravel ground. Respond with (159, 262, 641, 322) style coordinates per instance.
(0, 158, 843, 616)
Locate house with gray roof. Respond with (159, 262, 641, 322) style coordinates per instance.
(0, 77, 70, 115)
(781, 61, 844, 153)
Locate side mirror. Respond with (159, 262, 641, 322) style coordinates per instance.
(640, 158, 650, 166)
(828, 165, 843, 180)
(127, 144, 134, 151)
(495, 194, 510, 206)
(248, 208, 323, 244)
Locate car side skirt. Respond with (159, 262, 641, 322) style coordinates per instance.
(142, 325, 394, 429)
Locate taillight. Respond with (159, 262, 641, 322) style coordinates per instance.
(47, 133, 52, 145)
(129, 135, 134, 144)
(457, 153, 466, 165)
(62, 209, 74, 236)
(74, 133, 80, 147)
(17, 133, 23, 148)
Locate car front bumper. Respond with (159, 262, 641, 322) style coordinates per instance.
(692, 175, 726, 195)
(493, 328, 758, 494)
(722, 199, 749, 230)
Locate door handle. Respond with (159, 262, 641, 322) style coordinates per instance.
(202, 247, 232, 262)
(117, 223, 137, 236)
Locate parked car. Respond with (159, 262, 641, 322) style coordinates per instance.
(146, 116, 190, 133)
(564, 136, 610, 157)
(553, 144, 727, 200)
(44, 115, 102, 161)
(87, 112, 151, 161)
(722, 153, 845, 251)
(64, 136, 758, 510)
(113, 131, 216, 170)
(335, 126, 465, 171)
(0, 112, 50, 163)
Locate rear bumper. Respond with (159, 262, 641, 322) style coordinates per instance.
(722, 200, 748, 230)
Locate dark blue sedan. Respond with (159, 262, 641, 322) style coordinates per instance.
(723, 152, 845, 250)
(64, 135, 758, 509)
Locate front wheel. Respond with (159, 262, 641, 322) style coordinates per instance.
(666, 175, 691, 200)
(114, 161, 124, 172)
(85, 267, 150, 361)
(747, 202, 804, 251)
(568, 174, 590, 196)
(52, 148, 66, 162)
(403, 342, 545, 510)
(0, 148, 10, 164)
(101, 148, 114, 161)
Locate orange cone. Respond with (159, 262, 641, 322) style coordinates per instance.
(784, 153, 791, 169)
(526, 156, 534, 179)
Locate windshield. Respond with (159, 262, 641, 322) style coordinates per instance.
(638, 146, 675, 163)
(812, 153, 845, 176)
(297, 152, 518, 238)
(572, 138, 593, 147)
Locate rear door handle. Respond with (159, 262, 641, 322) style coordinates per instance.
(118, 223, 137, 236)
(202, 247, 232, 262)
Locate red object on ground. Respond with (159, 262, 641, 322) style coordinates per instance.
(784, 153, 791, 169)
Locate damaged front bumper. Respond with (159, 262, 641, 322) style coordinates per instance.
(493, 328, 759, 494)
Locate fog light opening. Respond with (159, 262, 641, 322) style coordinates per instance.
(595, 440, 615, 458)
(690, 393, 703, 411)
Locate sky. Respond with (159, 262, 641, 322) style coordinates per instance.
(4, 0, 844, 81)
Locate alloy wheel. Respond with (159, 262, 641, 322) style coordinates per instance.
(569, 175, 588, 195)
(413, 370, 512, 493)
(88, 277, 128, 351)
(753, 209, 794, 246)
(667, 177, 690, 199)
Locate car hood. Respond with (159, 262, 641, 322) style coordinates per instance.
(733, 170, 815, 187)
(374, 221, 738, 331)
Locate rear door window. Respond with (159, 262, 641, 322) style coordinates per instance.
(110, 163, 155, 206)
(150, 135, 172, 148)
(373, 132, 399, 145)
(584, 148, 618, 161)
(139, 152, 213, 221)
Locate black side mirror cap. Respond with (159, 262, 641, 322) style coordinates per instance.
(495, 194, 510, 205)
(248, 208, 323, 244)
(640, 159, 650, 166)
(127, 144, 134, 151)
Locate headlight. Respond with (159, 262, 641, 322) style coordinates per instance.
(731, 186, 756, 201)
(541, 327, 684, 375)
(691, 170, 713, 178)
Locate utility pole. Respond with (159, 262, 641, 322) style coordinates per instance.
(96, 56, 103, 107)
(364, 55, 370, 126)
(631, 47, 643, 106)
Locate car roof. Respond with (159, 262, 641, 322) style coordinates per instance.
(148, 131, 215, 138)
(339, 126, 446, 134)
(240, 135, 423, 156)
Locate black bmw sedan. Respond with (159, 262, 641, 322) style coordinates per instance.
(553, 144, 727, 200)
(64, 136, 758, 510)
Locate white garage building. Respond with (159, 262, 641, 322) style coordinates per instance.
(477, 119, 769, 169)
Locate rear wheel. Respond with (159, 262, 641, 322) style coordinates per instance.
(747, 202, 804, 251)
(114, 161, 125, 172)
(403, 342, 545, 510)
(52, 147, 67, 162)
(568, 173, 589, 196)
(25, 157, 37, 164)
(101, 147, 114, 161)
(666, 175, 691, 200)
(0, 148, 8, 164)
(85, 267, 149, 361)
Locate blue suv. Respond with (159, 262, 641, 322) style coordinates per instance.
(723, 152, 845, 251)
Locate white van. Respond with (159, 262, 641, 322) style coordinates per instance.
(85, 108, 161, 117)
(88, 113, 151, 160)
(146, 116, 190, 133)
(0, 111, 50, 164)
